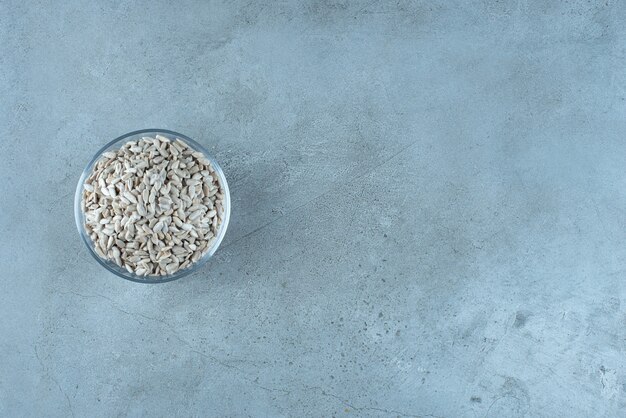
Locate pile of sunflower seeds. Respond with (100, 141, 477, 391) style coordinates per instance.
(81, 135, 224, 276)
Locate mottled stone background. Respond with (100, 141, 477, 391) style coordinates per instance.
(1, 1, 625, 416)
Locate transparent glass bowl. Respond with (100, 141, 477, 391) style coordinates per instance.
(74, 129, 231, 283)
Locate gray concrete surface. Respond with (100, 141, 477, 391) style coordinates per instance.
(1, 0, 626, 416)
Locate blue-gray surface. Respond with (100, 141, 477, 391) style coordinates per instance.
(1, 1, 626, 417)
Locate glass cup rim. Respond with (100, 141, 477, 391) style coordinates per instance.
(74, 128, 230, 284)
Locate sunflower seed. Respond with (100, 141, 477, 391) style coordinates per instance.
(137, 202, 147, 216)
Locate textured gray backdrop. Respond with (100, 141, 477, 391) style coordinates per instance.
(1, 0, 626, 417)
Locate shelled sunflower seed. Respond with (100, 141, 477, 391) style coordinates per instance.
(81, 135, 225, 276)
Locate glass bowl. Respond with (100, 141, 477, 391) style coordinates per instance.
(74, 129, 231, 283)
